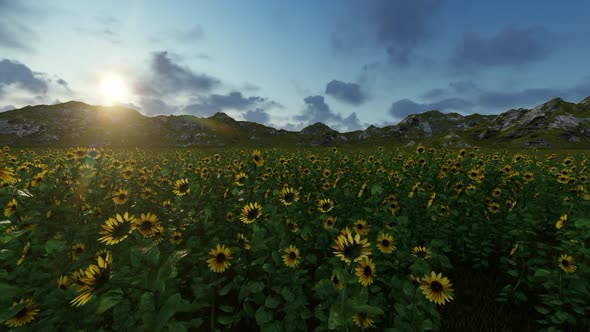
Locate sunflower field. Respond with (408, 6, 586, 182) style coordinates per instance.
(0, 145, 589, 331)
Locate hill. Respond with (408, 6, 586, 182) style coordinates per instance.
(1, 97, 590, 148)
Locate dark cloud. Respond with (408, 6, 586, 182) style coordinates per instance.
(243, 108, 270, 124)
(451, 27, 554, 67)
(477, 88, 562, 109)
(136, 51, 220, 97)
(294, 95, 362, 131)
(449, 80, 479, 93)
(389, 97, 473, 118)
(0, 59, 48, 95)
(325, 80, 367, 105)
(207, 92, 265, 109)
(373, 0, 442, 65)
(0, 1, 36, 51)
(183, 103, 219, 117)
(1, 105, 15, 111)
(420, 88, 447, 100)
(56, 78, 68, 87)
(330, 1, 443, 65)
(138, 97, 179, 116)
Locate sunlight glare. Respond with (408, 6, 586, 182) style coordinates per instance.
(99, 74, 129, 105)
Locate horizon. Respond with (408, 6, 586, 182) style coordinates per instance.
(1, 1, 589, 132)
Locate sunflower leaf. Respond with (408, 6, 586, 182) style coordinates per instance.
(255, 307, 273, 325)
(96, 289, 124, 314)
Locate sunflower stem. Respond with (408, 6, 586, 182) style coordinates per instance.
(210, 289, 216, 331)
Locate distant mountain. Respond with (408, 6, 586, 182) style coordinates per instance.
(1, 97, 590, 148)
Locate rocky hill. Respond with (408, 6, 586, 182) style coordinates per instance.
(1, 97, 590, 148)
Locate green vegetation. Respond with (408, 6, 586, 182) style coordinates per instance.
(0, 145, 589, 331)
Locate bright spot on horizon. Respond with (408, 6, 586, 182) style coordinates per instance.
(99, 74, 129, 105)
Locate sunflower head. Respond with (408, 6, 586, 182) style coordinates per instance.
(323, 216, 337, 230)
(412, 245, 431, 260)
(332, 229, 371, 264)
(240, 202, 262, 224)
(133, 213, 160, 238)
(4, 298, 40, 328)
(558, 254, 577, 273)
(317, 198, 335, 213)
(555, 214, 568, 229)
(376, 233, 396, 254)
(353, 219, 368, 235)
(207, 244, 232, 273)
(282, 245, 301, 268)
(279, 187, 300, 206)
(173, 178, 190, 196)
(98, 212, 135, 245)
(352, 312, 374, 329)
(419, 271, 454, 305)
(355, 258, 376, 287)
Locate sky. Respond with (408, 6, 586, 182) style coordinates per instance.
(1, 0, 589, 132)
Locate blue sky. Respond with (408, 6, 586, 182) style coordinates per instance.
(1, 0, 589, 132)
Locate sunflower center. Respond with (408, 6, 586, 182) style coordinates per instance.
(561, 260, 570, 267)
(112, 223, 130, 238)
(289, 252, 297, 260)
(381, 239, 390, 247)
(356, 224, 364, 230)
(179, 183, 189, 192)
(140, 221, 153, 231)
(216, 253, 226, 262)
(247, 209, 259, 219)
(431, 281, 443, 292)
(118, 194, 126, 200)
(363, 266, 372, 276)
(94, 268, 111, 288)
(284, 193, 294, 202)
(322, 203, 331, 210)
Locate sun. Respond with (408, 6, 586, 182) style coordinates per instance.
(99, 74, 129, 105)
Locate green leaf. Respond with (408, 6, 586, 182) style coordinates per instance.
(279, 287, 295, 303)
(534, 269, 551, 278)
(573, 217, 590, 228)
(328, 305, 343, 330)
(354, 305, 384, 316)
(218, 305, 234, 313)
(371, 184, 383, 195)
(44, 239, 65, 254)
(255, 307, 273, 325)
(265, 295, 281, 309)
(146, 246, 160, 266)
(96, 289, 124, 314)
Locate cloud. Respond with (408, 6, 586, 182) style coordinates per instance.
(1, 105, 15, 111)
(451, 26, 554, 67)
(0, 1, 37, 51)
(476, 88, 562, 109)
(182, 103, 219, 117)
(325, 80, 367, 105)
(138, 97, 179, 116)
(180, 25, 204, 41)
(372, 0, 442, 65)
(243, 108, 270, 124)
(294, 95, 362, 131)
(420, 88, 447, 100)
(56, 78, 68, 87)
(136, 51, 220, 97)
(389, 97, 473, 118)
(0, 59, 48, 95)
(330, 1, 443, 65)
(207, 92, 265, 109)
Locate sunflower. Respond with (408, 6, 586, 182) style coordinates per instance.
(332, 228, 371, 264)
(323, 216, 337, 229)
(317, 198, 335, 213)
(353, 219, 369, 235)
(487, 201, 500, 214)
(330, 273, 343, 290)
(412, 246, 431, 260)
(173, 178, 190, 196)
(98, 212, 135, 245)
(558, 254, 577, 273)
(71, 253, 112, 307)
(0, 166, 17, 184)
(57, 275, 70, 290)
(352, 313, 374, 329)
(16, 241, 30, 266)
(207, 244, 232, 273)
(226, 211, 235, 222)
(119, 167, 133, 180)
(355, 258, 376, 287)
(4, 198, 17, 217)
(133, 213, 160, 238)
(4, 298, 40, 328)
(252, 149, 264, 166)
(376, 233, 395, 254)
(279, 187, 300, 206)
(240, 202, 262, 224)
(282, 245, 301, 268)
(169, 231, 183, 244)
(419, 271, 454, 305)
(555, 214, 568, 229)
(70, 242, 86, 260)
(237, 233, 251, 250)
(162, 200, 175, 211)
(510, 243, 519, 256)
(234, 172, 248, 186)
(112, 189, 128, 205)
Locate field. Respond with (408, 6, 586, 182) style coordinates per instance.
(1, 146, 589, 331)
